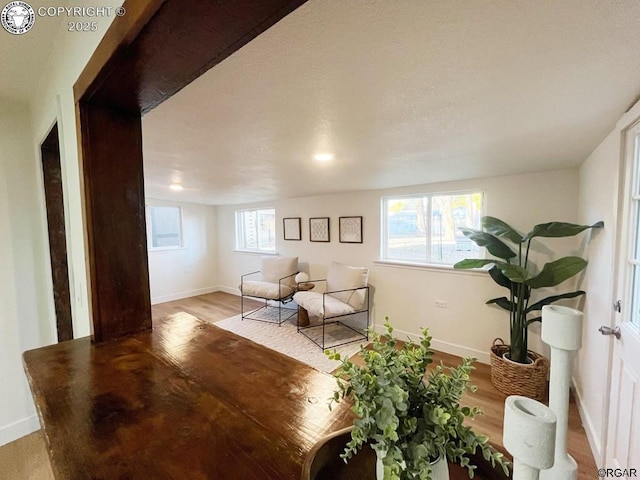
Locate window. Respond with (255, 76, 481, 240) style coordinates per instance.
(236, 208, 276, 253)
(381, 191, 483, 265)
(626, 125, 640, 329)
(147, 205, 182, 249)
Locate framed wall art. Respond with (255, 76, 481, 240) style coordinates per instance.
(283, 217, 301, 241)
(339, 216, 363, 243)
(309, 217, 330, 242)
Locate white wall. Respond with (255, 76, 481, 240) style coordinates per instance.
(30, 15, 119, 340)
(0, 100, 52, 445)
(0, 13, 118, 445)
(147, 199, 219, 304)
(217, 168, 580, 363)
(576, 97, 640, 464)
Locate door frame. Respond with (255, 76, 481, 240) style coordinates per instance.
(40, 122, 74, 342)
(605, 114, 640, 465)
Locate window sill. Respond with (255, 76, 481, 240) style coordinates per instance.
(148, 246, 187, 254)
(233, 250, 279, 256)
(374, 259, 488, 277)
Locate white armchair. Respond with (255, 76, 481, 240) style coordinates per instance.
(293, 262, 370, 349)
(240, 256, 299, 325)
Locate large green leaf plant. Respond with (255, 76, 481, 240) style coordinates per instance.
(327, 319, 508, 480)
(453, 217, 603, 364)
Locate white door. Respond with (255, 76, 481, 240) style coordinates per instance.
(606, 120, 640, 469)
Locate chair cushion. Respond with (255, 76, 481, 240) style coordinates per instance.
(262, 256, 298, 289)
(293, 291, 356, 318)
(242, 281, 294, 300)
(326, 262, 369, 310)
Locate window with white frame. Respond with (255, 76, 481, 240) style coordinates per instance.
(236, 208, 276, 253)
(381, 191, 484, 265)
(625, 124, 640, 330)
(147, 205, 183, 249)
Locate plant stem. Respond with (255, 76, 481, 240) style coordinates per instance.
(512, 282, 526, 363)
(509, 283, 515, 348)
(523, 286, 528, 360)
(509, 241, 526, 363)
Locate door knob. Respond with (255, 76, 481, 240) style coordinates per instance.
(598, 325, 621, 339)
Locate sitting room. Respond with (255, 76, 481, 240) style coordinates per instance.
(1, 0, 639, 479)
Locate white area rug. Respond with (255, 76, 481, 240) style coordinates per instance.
(214, 311, 365, 373)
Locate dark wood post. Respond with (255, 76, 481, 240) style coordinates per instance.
(79, 104, 151, 342)
(74, 0, 308, 342)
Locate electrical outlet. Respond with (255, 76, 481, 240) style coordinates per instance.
(435, 300, 447, 308)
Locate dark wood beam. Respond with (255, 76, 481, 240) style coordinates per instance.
(76, 0, 308, 114)
(79, 103, 151, 342)
(74, 0, 308, 342)
(73, 0, 166, 107)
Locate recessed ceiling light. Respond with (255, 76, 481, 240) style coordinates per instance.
(170, 183, 184, 191)
(313, 153, 334, 162)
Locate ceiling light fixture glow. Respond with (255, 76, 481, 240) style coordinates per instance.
(313, 153, 334, 162)
(169, 183, 184, 191)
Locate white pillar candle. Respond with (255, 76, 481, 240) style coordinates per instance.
(504, 395, 557, 480)
(540, 305, 583, 480)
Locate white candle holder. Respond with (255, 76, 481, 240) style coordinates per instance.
(504, 395, 557, 480)
(540, 305, 583, 480)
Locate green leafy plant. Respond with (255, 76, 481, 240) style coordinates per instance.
(327, 319, 508, 480)
(453, 216, 603, 364)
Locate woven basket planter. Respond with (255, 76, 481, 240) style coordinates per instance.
(490, 338, 549, 402)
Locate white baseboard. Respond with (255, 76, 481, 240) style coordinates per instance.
(151, 286, 220, 305)
(572, 375, 603, 464)
(371, 324, 491, 365)
(0, 414, 40, 447)
(161, 285, 298, 309)
(216, 285, 240, 296)
(430, 338, 491, 365)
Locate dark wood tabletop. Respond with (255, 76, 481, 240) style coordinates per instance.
(23, 313, 354, 479)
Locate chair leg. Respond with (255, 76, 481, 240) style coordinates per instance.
(365, 309, 369, 340)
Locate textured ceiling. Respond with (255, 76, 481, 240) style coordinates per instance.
(142, 0, 640, 206)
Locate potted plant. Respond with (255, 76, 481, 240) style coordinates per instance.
(453, 216, 603, 399)
(326, 319, 508, 480)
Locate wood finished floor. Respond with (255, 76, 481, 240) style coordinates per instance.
(155, 291, 597, 478)
(152, 290, 262, 323)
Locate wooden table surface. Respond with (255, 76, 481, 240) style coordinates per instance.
(23, 314, 354, 479)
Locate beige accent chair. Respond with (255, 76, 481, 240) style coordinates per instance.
(240, 256, 299, 325)
(293, 262, 369, 349)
